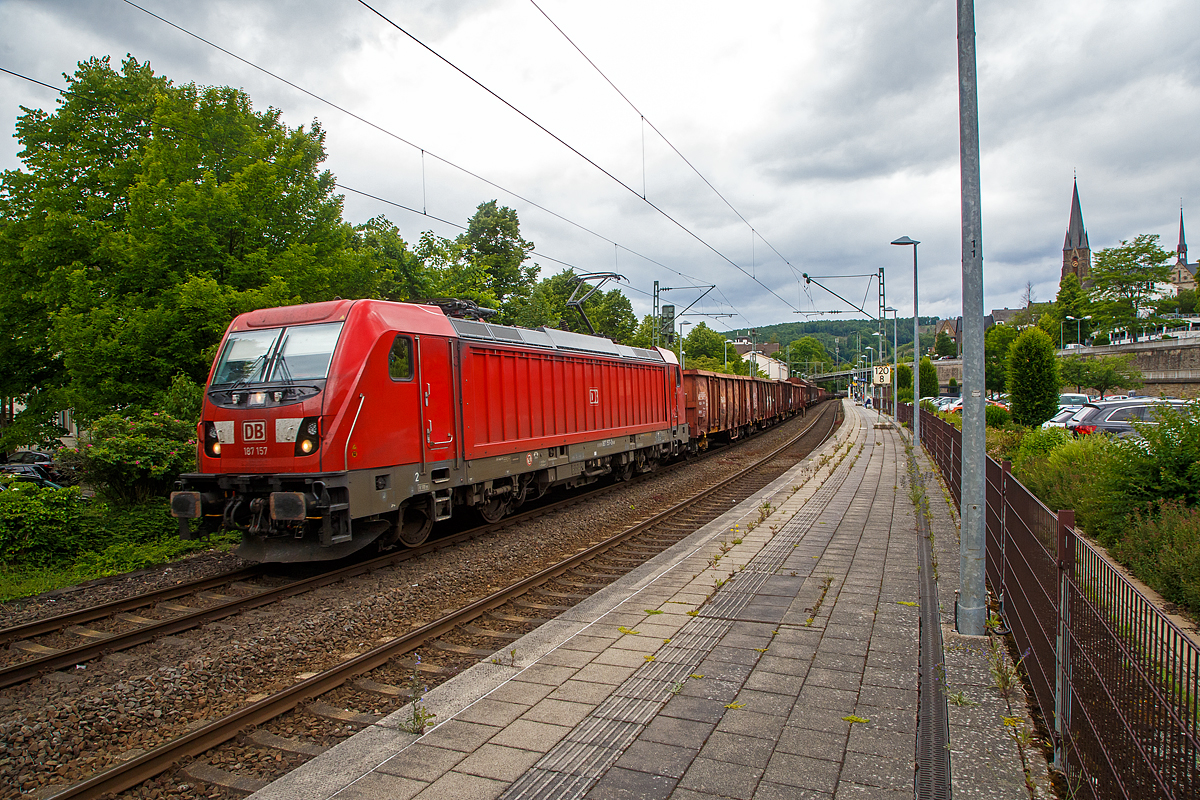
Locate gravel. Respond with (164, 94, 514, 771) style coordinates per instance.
(0, 409, 832, 800)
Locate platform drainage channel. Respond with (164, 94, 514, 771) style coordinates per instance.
(913, 461, 951, 800)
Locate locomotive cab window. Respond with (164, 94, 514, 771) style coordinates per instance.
(389, 335, 413, 381)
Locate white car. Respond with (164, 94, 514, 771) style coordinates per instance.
(1042, 407, 1087, 429)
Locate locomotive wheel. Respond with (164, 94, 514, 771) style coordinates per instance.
(617, 461, 635, 482)
(479, 496, 508, 524)
(397, 500, 433, 547)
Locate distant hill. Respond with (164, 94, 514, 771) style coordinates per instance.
(721, 317, 940, 365)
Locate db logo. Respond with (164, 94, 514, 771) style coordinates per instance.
(243, 420, 267, 442)
(588, 388, 599, 405)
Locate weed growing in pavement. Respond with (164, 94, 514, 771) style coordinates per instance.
(669, 680, 686, 695)
(805, 576, 834, 626)
(988, 638, 1028, 699)
(490, 647, 518, 667)
(947, 689, 976, 707)
(757, 501, 774, 523)
(399, 655, 436, 734)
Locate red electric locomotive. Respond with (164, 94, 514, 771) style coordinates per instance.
(171, 299, 689, 562)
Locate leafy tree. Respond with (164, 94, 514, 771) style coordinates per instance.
(507, 269, 636, 342)
(684, 323, 729, 362)
(0, 56, 369, 432)
(948, 377, 959, 395)
(985, 324, 1018, 397)
(458, 200, 536, 307)
(1180, 289, 1198, 315)
(786, 336, 830, 373)
(1087, 354, 1143, 399)
(1088, 234, 1173, 340)
(1007, 328, 1059, 426)
(1054, 273, 1092, 344)
(934, 330, 957, 358)
(354, 216, 428, 302)
(919, 357, 938, 399)
(896, 363, 914, 403)
(1058, 355, 1091, 394)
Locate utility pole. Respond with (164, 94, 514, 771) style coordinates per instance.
(957, 0, 986, 636)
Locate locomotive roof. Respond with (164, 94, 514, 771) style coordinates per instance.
(449, 317, 666, 363)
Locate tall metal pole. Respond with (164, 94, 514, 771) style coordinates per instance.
(957, 0, 986, 636)
(893, 237, 920, 443)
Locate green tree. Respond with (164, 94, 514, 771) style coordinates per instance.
(507, 269, 636, 342)
(684, 323, 729, 362)
(919, 357, 938, 399)
(1055, 273, 1092, 344)
(985, 324, 1018, 397)
(786, 336, 830, 374)
(458, 200, 537, 308)
(1087, 354, 1143, 399)
(0, 56, 368, 432)
(896, 363, 914, 403)
(1058, 355, 1092, 394)
(1089, 234, 1173, 340)
(1007, 328, 1060, 426)
(935, 330, 957, 358)
(354, 216, 428, 302)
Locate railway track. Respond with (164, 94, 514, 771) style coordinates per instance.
(6, 401, 839, 800)
(0, 407, 821, 689)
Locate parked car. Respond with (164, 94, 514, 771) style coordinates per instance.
(4, 450, 71, 484)
(1042, 407, 1087, 429)
(1058, 393, 1090, 409)
(1066, 399, 1191, 437)
(0, 463, 63, 489)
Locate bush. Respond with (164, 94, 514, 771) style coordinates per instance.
(0, 481, 95, 567)
(985, 405, 1011, 428)
(1112, 500, 1200, 612)
(65, 411, 197, 504)
(1007, 327, 1060, 427)
(1016, 433, 1116, 526)
(1013, 426, 1071, 471)
(985, 426, 1025, 463)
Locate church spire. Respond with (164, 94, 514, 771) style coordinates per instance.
(1179, 207, 1188, 266)
(1062, 179, 1091, 284)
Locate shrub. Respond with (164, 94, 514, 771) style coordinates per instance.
(1013, 426, 1071, 471)
(985, 405, 1011, 428)
(1007, 327, 1060, 427)
(1016, 433, 1116, 530)
(1112, 500, 1200, 612)
(0, 481, 95, 567)
(66, 411, 197, 505)
(985, 426, 1025, 463)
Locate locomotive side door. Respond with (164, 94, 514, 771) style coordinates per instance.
(417, 336, 457, 463)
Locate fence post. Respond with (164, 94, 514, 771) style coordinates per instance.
(1054, 509, 1076, 770)
(1000, 461, 1011, 623)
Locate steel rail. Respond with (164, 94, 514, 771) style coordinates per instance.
(42, 401, 838, 800)
(0, 566, 263, 644)
(2, 405, 831, 689)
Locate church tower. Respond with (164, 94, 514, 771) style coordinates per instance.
(1062, 179, 1091, 284)
(1173, 207, 1196, 293)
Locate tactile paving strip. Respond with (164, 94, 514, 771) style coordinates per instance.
(500, 420, 866, 799)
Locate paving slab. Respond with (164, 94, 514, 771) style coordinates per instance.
(250, 401, 1041, 799)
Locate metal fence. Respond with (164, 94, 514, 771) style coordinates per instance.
(901, 403, 1199, 799)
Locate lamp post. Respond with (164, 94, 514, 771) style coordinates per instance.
(1073, 315, 1091, 345)
(866, 346, 876, 408)
(885, 307, 898, 415)
(679, 321, 692, 369)
(891, 236, 920, 443)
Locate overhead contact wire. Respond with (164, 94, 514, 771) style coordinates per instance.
(527, 0, 804, 281)
(357, 0, 797, 312)
(115, 0, 746, 317)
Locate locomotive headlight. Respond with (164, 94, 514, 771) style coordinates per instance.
(204, 422, 223, 458)
(250, 392, 267, 406)
(212, 442, 222, 455)
(294, 416, 321, 457)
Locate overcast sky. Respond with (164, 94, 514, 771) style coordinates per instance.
(1, 0, 1197, 331)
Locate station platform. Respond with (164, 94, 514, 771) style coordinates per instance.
(251, 401, 1045, 800)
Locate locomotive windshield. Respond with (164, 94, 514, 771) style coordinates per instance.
(212, 322, 344, 386)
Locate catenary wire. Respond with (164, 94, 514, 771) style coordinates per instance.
(354, 0, 798, 312)
(526, 0, 804, 282)
(112, 0, 749, 323)
(0, 63, 744, 326)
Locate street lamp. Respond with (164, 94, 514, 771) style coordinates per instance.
(885, 307, 898, 416)
(679, 321, 692, 369)
(1067, 315, 1092, 346)
(866, 346, 876, 408)
(892, 236, 920, 442)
